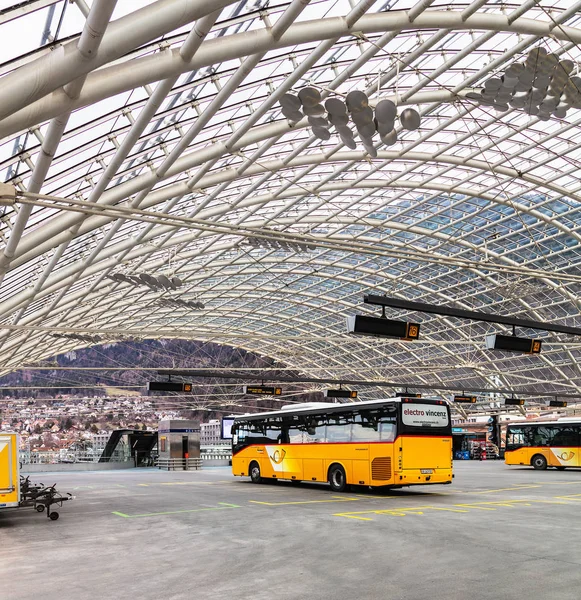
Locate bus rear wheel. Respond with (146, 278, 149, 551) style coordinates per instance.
(328, 464, 347, 492)
(249, 461, 262, 483)
(531, 454, 548, 470)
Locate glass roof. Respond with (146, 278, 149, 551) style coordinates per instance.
(2, 0, 581, 412)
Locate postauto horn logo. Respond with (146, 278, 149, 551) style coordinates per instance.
(557, 451, 575, 462)
(269, 448, 286, 464)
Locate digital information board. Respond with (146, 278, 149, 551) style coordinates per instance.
(221, 417, 235, 439)
(243, 385, 282, 395)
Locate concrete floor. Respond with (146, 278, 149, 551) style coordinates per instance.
(1, 462, 580, 600)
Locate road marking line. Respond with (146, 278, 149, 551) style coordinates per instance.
(534, 481, 581, 485)
(353, 495, 398, 499)
(135, 481, 235, 487)
(249, 496, 361, 506)
(332, 497, 579, 520)
(111, 503, 241, 518)
(465, 485, 541, 494)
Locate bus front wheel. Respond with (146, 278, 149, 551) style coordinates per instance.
(249, 461, 262, 483)
(328, 464, 347, 492)
(531, 454, 548, 470)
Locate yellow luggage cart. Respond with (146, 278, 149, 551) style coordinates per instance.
(0, 433, 20, 509)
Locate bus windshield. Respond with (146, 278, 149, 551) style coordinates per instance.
(506, 426, 533, 450)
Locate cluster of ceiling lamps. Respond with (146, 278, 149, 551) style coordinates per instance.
(108, 272, 183, 290)
(246, 237, 316, 252)
(279, 87, 421, 157)
(52, 332, 104, 343)
(466, 48, 577, 119)
(113, 335, 143, 342)
(157, 298, 205, 309)
(495, 277, 545, 300)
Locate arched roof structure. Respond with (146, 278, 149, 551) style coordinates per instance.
(2, 0, 581, 410)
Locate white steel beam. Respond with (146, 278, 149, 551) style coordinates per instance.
(0, 0, 239, 123)
(0, 9, 223, 350)
(8, 140, 581, 274)
(0, 0, 118, 281)
(2, 10, 581, 137)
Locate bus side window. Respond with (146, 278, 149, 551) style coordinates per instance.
(507, 427, 531, 449)
(379, 421, 396, 442)
(304, 418, 326, 443)
(325, 413, 353, 442)
(352, 413, 380, 442)
(265, 419, 284, 443)
(287, 417, 325, 443)
(551, 426, 579, 447)
(534, 427, 555, 447)
(237, 424, 248, 442)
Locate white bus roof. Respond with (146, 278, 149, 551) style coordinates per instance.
(233, 397, 445, 421)
(507, 419, 581, 427)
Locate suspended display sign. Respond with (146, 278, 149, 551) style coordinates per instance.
(148, 382, 192, 392)
(486, 334, 542, 354)
(324, 389, 357, 399)
(454, 395, 477, 403)
(346, 315, 420, 340)
(549, 400, 567, 407)
(505, 398, 525, 406)
(243, 385, 282, 396)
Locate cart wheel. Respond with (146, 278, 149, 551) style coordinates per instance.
(36, 505, 45, 512)
(49, 512, 59, 521)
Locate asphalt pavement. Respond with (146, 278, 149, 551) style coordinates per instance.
(2, 461, 580, 600)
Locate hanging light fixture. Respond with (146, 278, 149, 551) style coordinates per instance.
(107, 272, 183, 290)
(467, 47, 576, 120)
(279, 86, 422, 155)
(52, 332, 104, 343)
(245, 237, 316, 252)
(156, 298, 205, 309)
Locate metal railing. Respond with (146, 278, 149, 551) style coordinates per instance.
(200, 447, 231, 461)
(157, 457, 202, 471)
(201, 453, 232, 461)
(21, 450, 128, 464)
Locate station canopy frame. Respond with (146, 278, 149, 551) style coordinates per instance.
(2, 0, 581, 414)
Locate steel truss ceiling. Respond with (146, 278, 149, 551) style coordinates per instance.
(2, 0, 581, 411)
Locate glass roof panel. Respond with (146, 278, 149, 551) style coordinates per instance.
(2, 0, 581, 409)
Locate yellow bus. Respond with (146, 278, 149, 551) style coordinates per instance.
(231, 398, 453, 491)
(505, 419, 581, 470)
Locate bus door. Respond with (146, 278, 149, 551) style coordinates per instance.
(549, 425, 580, 467)
(285, 418, 326, 482)
(355, 408, 397, 484)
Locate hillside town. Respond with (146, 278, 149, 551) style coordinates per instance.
(0, 394, 228, 463)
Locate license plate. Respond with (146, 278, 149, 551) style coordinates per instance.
(421, 469, 433, 474)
